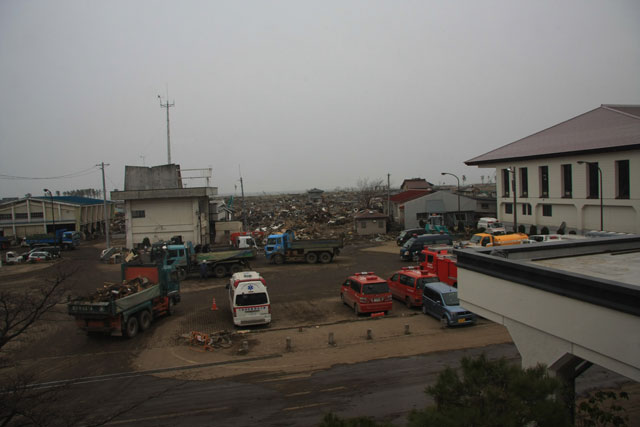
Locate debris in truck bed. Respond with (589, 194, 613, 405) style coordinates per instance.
(85, 276, 153, 302)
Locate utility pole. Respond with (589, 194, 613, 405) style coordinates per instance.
(239, 169, 246, 231)
(158, 93, 175, 164)
(97, 162, 111, 248)
(387, 173, 391, 218)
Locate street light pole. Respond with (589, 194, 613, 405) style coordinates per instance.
(507, 167, 517, 233)
(43, 189, 56, 253)
(441, 172, 460, 228)
(578, 161, 603, 231)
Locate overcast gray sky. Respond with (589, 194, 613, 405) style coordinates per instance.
(1, 0, 639, 198)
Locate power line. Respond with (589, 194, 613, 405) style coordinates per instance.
(0, 166, 98, 180)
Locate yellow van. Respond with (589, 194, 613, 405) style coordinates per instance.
(467, 232, 529, 247)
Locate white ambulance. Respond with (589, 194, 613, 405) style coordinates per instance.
(228, 272, 271, 327)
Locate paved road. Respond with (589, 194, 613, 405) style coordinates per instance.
(56, 343, 520, 427)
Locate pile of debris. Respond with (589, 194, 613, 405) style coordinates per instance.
(236, 190, 389, 243)
(86, 276, 153, 302)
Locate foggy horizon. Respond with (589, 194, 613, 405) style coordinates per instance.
(2, 1, 639, 199)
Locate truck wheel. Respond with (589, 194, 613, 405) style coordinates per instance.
(124, 316, 139, 338)
(230, 264, 242, 274)
(178, 268, 188, 281)
(213, 265, 227, 278)
(422, 304, 428, 315)
(167, 298, 175, 316)
(305, 252, 318, 264)
(340, 293, 346, 305)
(405, 298, 412, 308)
(354, 303, 360, 316)
(319, 252, 332, 264)
(138, 310, 152, 331)
(273, 254, 284, 265)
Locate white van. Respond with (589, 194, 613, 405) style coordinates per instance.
(229, 279, 271, 327)
(477, 217, 506, 234)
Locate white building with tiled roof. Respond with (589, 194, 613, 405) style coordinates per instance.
(466, 105, 640, 234)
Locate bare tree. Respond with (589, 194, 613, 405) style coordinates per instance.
(0, 273, 70, 426)
(0, 271, 177, 427)
(356, 178, 386, 210)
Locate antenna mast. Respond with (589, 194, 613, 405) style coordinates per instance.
(158, 92, 175, 164)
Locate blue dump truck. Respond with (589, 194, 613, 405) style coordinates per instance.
(25, 230, 80, 249)
(67, 262, 180, 338)
(264, 230, 343, 264)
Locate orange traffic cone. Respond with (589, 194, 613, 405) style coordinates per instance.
(210, 297, 218, 311)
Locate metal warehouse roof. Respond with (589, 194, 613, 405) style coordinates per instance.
(465, 104, 640, 166)
(31, 196, 106, 205)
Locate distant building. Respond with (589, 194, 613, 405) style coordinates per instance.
(307, 188, 324, 204)
(400, 178, 433, 191)
(466, 104, 640, 234)
(0, 196, 110, 240)
(111, 164, 219, 248)
(402, 191, 478, 230)
(389, 190, 431, 226)
(354, 210, 387, 235)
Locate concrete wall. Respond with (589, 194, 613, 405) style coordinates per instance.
(125, 197, 208, 247)
(213, 221, 242, 244)
(124, 165, 182, 191)
(457, 267, 640, 382)
(355, 218, 386, 235)
(490, 149, 640, 233)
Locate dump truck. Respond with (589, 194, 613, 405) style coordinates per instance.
(264, 230, 343, 264)
(152, 240, 255, 279)
(67, 263, 180, 338)
(24, 230, 80, 249)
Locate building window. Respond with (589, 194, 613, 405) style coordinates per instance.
(542, 204, 552, 217)
(0, 214, 11, 220)
(360, 221, 367, 229)
(522, 203, 532, 215)
(519, 168, 528, 197)
(132, 210, 146, 218)
(587, 163, 599, 199)
(616, 160, 630, 199)
(539, 166, 549, 198)
(15, 213, 28, 219)
(31, 212, 44, 218)
(378, 221, 384, 229)
(505, 203, 513, 214)
(481, 203, 489, 209)
(561, 164, 572, 198)
(502, 169, 510, 197)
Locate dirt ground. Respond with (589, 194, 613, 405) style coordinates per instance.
(1, 239, 639, 423)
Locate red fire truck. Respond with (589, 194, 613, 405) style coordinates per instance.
(420, 247, 458, 287)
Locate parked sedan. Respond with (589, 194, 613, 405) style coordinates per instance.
(28, 251, 52, 262)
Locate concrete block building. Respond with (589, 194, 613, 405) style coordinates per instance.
(111, 165, 219, 248)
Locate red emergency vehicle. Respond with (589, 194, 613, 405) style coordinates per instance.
(387, 266, 440, 308)
(340, 272, 392, 316)
(420, 247, 458, 287)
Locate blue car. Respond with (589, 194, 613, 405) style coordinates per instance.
(421, 282, 476, 326)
